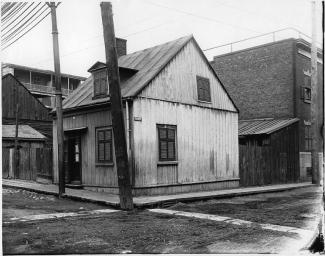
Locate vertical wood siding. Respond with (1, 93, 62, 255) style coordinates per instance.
(53, 108, 126, 187)
(139, 40, 236, 112)
(239, 122, 300, 186)
(132, 98, 239, 187)
(2, 75, 52, 141)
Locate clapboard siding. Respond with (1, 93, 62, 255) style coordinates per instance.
(132, 98, 239, 187)
(139, 40, 236, 112)
(53, 108, 126, 187)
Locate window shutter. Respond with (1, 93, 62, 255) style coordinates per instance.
(160, 141, 168, 159)
(196, 76, 211, 102)
(167, 141, 175, 159)
(98, 143, 105, 161)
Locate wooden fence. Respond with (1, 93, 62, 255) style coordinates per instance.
(239, 142, 299, 187)
(2, 147, 52, 181)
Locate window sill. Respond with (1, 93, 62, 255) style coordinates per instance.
(96, 162, 114, 167)
(157, 161, 178, 166)
(197, 100, 212, 104)
(303, 99, 311, 104)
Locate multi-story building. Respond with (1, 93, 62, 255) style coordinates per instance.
(211, 37, 323, 180)
(2, 63, 86, 108)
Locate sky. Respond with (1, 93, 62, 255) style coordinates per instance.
(1, 0, 323, 78)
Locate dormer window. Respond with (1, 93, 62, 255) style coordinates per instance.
(93, 69, 108, 98)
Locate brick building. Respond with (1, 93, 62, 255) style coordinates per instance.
(211, 38, 323, 180)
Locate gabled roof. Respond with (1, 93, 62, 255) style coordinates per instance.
(62, 35, 193, 111)
(2, 125, 46, 141)
(61, 35, 238, 112)
(239, 118, 299, 136)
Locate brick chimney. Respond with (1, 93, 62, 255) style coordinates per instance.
(116, 38, 127, 57)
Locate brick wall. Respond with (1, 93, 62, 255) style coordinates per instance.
(211, 39, 295, 120)
(295, 43, 324, 152)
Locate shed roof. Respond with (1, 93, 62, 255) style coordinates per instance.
(2, 125, 46, 140)
(239, 118, 299, 136)
(62, 35, 194, 110)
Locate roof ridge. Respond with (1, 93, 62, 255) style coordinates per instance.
(120, 34, 193, 59)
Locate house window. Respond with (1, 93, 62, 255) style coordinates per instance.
(96, 127, 113, 163)
(94, 70, 108, 98)
(304, 124, 312, 151)
(301, 75, 311, 103)
(157, 125, 177, 161)
(196, 75, 211, 102)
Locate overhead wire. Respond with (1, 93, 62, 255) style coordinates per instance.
(143, 0, 262, 34)
(1, 2, 36, 33)
(1, 2, 23, 22)
(2, 10, 51, 51)
(1, 2, 14, 16)
(2, 4, 48, 44)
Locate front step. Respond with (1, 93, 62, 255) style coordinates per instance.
(65, 184, 83, 189)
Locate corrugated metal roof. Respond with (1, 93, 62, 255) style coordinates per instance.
(62, 35, 193, 110)
(239, 118, 299, 136)
(2, 125, 46, 140)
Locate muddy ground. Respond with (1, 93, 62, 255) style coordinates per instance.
(2, 186, 322, 254)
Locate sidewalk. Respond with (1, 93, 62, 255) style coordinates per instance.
(2, 179, 314, 208)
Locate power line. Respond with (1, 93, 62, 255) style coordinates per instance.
(31, 21, 173, 66)
(1, 2, 36, 33)
(1, 2, 15, 16)
(143, 0, 262, 34)
(2, 10, 51, 51)
(1, 2, 23, 22)
(2, 3, 28, 26)
(2, 4, 48, 44)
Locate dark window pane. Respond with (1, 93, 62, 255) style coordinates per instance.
(105, 130, 111, 140)
(98, 131, 104, 141)
(159, 128, 167, 139)
(168, 129, 175, 140)
(98, 143, 105, 161)
(160, 141, 168, 159)
(104, 142, 111, 161)
(167, 142, 175, 159)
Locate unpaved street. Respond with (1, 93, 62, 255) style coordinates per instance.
(2, 186, 322, 254)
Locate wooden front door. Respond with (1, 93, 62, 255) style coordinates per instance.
(67, 136, 81, 184)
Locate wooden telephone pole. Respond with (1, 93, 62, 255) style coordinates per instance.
(100, 2, 133, 210)
(311, 0, 320, 185)
(47, 2, 65, 195)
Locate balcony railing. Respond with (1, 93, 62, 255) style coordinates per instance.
(22, 82, 73, 96)
(203, 27, 323, 60)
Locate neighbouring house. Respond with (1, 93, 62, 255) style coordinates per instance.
(238, 118, 300, 186)
(211, 37, 324, 181)
(2, 74, 53, 182)
(2, 124, 46, 149)
(52, 35, 239, 196)
(2, 63, 86, 108)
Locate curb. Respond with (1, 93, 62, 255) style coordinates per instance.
(3, 182, 315, 209)
(134, 183, 315, 208)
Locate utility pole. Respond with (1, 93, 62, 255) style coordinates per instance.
(100, 2, 133, 210)
(13, 101, 19, 178)
(311, 0, 320, 185)
(47, 2, 65, 195)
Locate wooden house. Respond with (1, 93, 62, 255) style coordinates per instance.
(2, 74, 52, 144)
(239, 118, 300, 186)
(2, 74, 53, 182)
(2, 124, 46, 149)
(52, 35, 239, 196)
